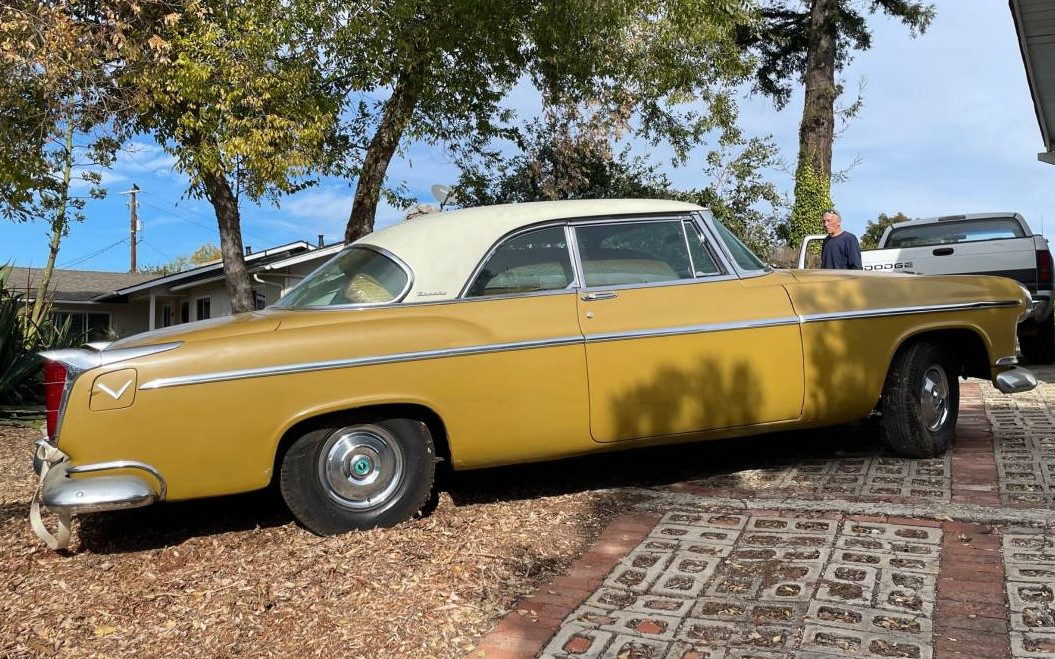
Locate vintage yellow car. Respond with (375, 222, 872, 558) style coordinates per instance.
(31, 199, 1038, 548)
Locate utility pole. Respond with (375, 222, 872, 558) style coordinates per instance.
(122, 183, 140, 272)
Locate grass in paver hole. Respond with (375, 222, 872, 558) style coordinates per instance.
(614, 641, 658, 659)
(891, 573, 926, 589)
(1019, 585, 1054, 602)
(751, 605, 795, 623)
(891, 558, 925, 570)
(814, 631, 862, 651)
(827, 582, 864, 599)
(742, 629, 787, 647)
(873, 615, 922, 633)
(687, 624, 734, 642)
(633, 554, 660, 568)
(775, 584, 801, 596)
(869, 638, 922, 658)
(698, 602, 746, 617)
(1023, 606, 1055, 627)
(1024, 637, 1055, 653)
(834, 567, 868, 581)
(887, 591, 924, 611)
(600, 591, 637, 607)
(817, 606, 863, 624)
(844, 552, 882, 564)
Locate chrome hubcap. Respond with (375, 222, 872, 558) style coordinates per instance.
(318, 425, 404, 510)
(920, 365, 950, 432)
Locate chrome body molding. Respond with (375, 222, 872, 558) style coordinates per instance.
(799, 300, 1022, 324)
(137, 298, 1022, 391)
(994, 366, 1038, 394)
(140, 336, 586, 389)
(583, 316, 801, 343)
(34, 443, 167, 514)
(996, 356, 1019, 366)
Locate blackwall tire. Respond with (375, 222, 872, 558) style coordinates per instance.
(279, 418, 435, 536)
(881, 342, 959, 458)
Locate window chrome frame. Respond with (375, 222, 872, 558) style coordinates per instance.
(693, 210, 773, 279)
(272, 244, 415, 311)
(457, 222, 580, 299)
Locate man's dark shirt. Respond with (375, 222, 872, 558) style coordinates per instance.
(821, 231, 863, 269)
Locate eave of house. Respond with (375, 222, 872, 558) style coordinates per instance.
(1011, 0, 1055, 164)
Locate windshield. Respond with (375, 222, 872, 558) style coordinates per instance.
(274, 247, 410, 308)
(711, 219, 768, 271)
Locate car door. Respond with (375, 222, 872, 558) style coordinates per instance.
(573, 215, 805, 443)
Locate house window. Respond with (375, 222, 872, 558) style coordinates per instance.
(253, 290, 266, 310)
(52, 311, 111, 341)
(196, 297, 211, 320)
(180, 301, 190, 323)
(161, 306, 172, 327)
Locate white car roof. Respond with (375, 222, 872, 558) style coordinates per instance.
(356, 199, 704, 301)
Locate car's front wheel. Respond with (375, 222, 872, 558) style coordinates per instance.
(880, 342, 959, 458)
(279, 418, 435, 535)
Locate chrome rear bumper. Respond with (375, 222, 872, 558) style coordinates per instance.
(33, 439, 166, 514)
(994, 366, 1038, 394)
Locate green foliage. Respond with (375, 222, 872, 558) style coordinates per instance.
(0, 264, 75, 406)
(118, 2, 346, 203)
(454, 108, 784, 259)
(738, 0, 936, 110)
(861, 211, 912, 250)
(786, 160, 833, 248)
(141, 243, 222, 275)
(454, 107, 674, 205)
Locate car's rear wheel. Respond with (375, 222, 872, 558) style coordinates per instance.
(279, 418, 435, 535)
(880, 342, 959, 458)
(1019, 313, 1055, 364)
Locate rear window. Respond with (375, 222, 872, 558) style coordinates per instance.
(886, 218, 1026, 248)
(274, 247, 410, 308)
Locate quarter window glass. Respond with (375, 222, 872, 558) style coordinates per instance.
(576, 221, 693, 287)
(712, 219, 767, 271)
(684, 221, 722, 276)
(275, 247, 409, 308)
(885, 218, 1025, 248)
(466, 226, 574, 297)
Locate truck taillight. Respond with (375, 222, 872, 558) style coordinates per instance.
(1038, 249, 1054, 285)
(43, 360, 67, 440)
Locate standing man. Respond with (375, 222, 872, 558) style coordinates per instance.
(820, 209, 863, 269)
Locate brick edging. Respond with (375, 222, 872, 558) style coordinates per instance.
(463, 512, 662, 659)
(951, 382, 1002, 507)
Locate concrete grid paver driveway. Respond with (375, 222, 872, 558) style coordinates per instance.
(467, 368, 1055, 659)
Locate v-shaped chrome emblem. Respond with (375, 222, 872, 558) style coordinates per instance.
(96, 380, 132, 400)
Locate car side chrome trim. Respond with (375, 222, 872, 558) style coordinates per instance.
(800, 299, 1022, 323)
(996, 356, 1019, 366)
(583, 316, 801, 343)
(139, 336, 586, 389)
(139, 299, 1022, 389)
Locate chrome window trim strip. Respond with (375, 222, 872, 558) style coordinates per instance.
(138, 299, 1022, 390)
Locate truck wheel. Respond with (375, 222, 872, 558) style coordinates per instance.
(881, 342, 959, 458)
(1020, 314, 1055, 365)
(280, 419, 435, 535)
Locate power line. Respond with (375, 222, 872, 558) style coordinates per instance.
(60, 237, 129, 269)
(140, 237, 172, 262)
(137, 198, 273, 244)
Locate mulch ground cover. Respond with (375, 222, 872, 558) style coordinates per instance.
(0, 425, 627, 658)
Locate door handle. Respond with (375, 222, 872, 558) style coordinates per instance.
(932, 248, 954, 256)
(581, 291, 618, 301)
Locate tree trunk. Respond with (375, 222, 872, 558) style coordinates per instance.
(200, 168, 254, 314)
(28, 122, 74, 341)
(796, 0, 838, 180)
(344, 57, 429, 243)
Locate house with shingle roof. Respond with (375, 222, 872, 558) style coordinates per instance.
(7, 239, 343, 340)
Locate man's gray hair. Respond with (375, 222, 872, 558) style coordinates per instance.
(822, 209, 841, 220)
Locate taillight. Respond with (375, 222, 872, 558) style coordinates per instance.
(43, 360, 67, 440)
(1038, 249, 1053, 285)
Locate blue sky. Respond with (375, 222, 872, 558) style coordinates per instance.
(2, 0, 1051, 273)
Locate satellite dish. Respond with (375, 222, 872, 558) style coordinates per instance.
(430, 184, 458, 208)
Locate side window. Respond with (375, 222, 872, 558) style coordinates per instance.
(575, 221, 693, 287)
(466, 226, 574, 297)
(683, 221, 723, 276)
